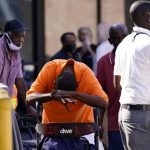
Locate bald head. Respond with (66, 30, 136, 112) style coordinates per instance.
(129, 1, 150, 29)
(109, 24, 128, 37)
(108, 23, 128, 51)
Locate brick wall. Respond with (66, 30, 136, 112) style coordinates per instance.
(45, 0, 125, 57)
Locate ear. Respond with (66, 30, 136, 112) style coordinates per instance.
(143, 11, 150, 20)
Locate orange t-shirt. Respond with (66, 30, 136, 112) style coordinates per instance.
(27, 59, 108, 123)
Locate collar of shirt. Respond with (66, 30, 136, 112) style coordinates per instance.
(109, 51, 115, 65)
(133, 27, 150, 36)
(60, 59, 81, 83)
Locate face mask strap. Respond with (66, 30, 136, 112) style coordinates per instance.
(5, 33, 22, 51)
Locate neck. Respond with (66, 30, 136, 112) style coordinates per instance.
(112, 48, 116, 54)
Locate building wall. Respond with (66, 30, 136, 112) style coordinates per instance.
(45, 0, 97, 57)
(45, 0, 125, 57)
(101, 0, 125, 24)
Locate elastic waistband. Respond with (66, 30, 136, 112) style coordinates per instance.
(121, 104, 150, 111)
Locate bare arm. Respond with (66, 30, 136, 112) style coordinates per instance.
(26, 93, 53, 105)
(26, 90, 108, 109)
(15, 78, 38, 118)
(113, 75, 121, 91)
(15, 78, 28, 114)
(52, 90, 108, 109)
(15, 78, 27, 105)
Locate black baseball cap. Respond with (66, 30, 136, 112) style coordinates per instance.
(4, 19, 28, 32)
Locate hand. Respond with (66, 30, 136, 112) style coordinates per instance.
(51, 90, 72, 99)
(51, 90, 76, 112)
(82, 35, 91, 47)
(16, 103, 27, 116)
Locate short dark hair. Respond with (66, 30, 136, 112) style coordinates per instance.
(60, 32, 76, 44)
(129, 1, 150, 25)
(109, 23, 128, 37)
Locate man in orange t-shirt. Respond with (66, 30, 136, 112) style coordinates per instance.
(26, 59, 108, 150)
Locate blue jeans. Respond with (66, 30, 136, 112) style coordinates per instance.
(108, 131, 124, 150)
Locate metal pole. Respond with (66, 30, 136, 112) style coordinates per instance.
(32, 0, 45, 147)
(32, 0, 45, 79)
(97, 0, 101, 24)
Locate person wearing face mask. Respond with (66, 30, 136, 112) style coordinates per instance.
(50, 32, 80, 61)
(26, 59, 109, 150)
(0, 19, 37, 150)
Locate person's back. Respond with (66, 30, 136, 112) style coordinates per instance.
(114, 1, 150, 150)
(115, 28, 150, 104)
(27, 59, 108, 150)
(27, 59, 107, 123)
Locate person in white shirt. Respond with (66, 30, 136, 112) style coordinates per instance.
(114, 1, 150, 150)
(93, 23, 113, 73)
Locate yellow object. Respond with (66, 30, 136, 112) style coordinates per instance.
(12, 85, 18, 110)
(0, 83, 12, 150)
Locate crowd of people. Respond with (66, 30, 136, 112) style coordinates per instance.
(0, 1, 150, 150)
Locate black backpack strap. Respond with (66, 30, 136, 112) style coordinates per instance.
(37, 136, 47, 150)
(132, 32, 150, 42)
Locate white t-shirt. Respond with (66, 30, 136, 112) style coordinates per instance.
(93, 41, 113, 73)
(96, 41, 113, 62)
(114, 27, 150, 105)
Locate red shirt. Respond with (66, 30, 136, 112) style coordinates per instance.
(96, 51, 121, 131)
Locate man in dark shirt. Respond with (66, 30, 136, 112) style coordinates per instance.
(51, 32, 80, 61)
